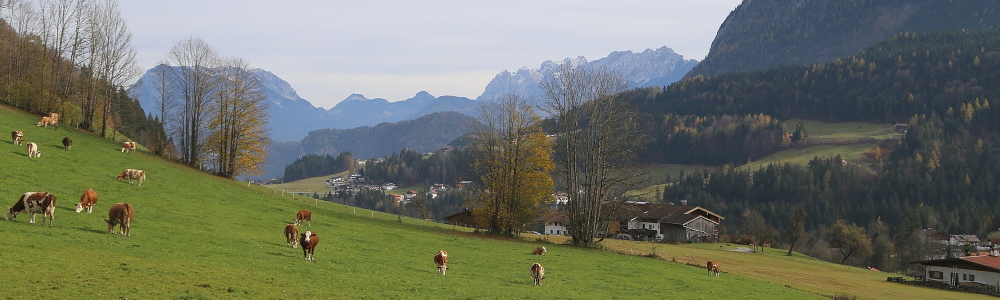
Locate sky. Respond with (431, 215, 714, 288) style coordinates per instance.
(120, 0, 743, 109)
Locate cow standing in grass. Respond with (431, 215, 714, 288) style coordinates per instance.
(434, 250, 449, 275)
(707, 260, 720, 276)
(62, 137, 72, 150)
(37, 117, 58, 129)
(116, 169, 146, 186)
(11, 130, 23, 145)
(121, 141, 136, 153)
(105, 203, 134, 236)
(532, 247, 547, 255)
(295, 210, 312, 226)
(284, 224, 299, 248)
(76, 188, 98, 213)
(26, 142, 40, 158)
(300, 231, 318, 261)
(5, 192, 57, 227)
(530, 263, 545, 286)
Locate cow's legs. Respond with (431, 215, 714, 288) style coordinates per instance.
(29, 213, 35, 224)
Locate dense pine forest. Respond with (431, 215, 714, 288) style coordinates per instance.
(644, 28, 1000, 271)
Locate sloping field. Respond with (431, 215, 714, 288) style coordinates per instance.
(0, 105, 814, 299)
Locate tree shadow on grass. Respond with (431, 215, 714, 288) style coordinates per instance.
(73, 226, 107, 234)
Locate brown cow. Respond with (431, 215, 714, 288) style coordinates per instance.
(300, 231, 318, 261)
(530, 263, 545, 286)
(285, 224, 300, 248)
(105, 203, 134, 236)
(5, 192, 57, 227)
(62, 137, 72, 150)
(707, 260, 720, 276)
(116, 169, 146, 186)
(532, 246, 547, 255)
(11, 130, 23, 145)
(295, 210, 312, 227)
(37, 116, 58, 129)
(76, 188, 98, 213)
(26, 142, 40, 158)
(434, 250, 449, 275)
(121, 141, 136, 153)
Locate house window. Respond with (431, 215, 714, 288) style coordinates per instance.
(970, 274, 976, 281)
(963, 274, 968, 280)
(929, 271, 943, 279)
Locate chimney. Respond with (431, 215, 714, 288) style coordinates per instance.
(680, 199, 688, 206)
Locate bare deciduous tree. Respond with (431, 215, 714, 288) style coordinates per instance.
(540, 61, 645, 247)
(167, 36, 220, 167)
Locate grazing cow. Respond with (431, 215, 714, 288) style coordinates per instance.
(434, 250, 449, 275)
(11, 130, 23, 145)
(707, 260, 720, 277)
(121, 141, 136, 153)
(62, 137, 72, 150)
(532, 246, 547, 255)
(116, 169, 146, 186)
(105, 202, 134, 236)
(6, 192, 57, 227)
(284, 224, 299, 248)
(530, 263, 545, 286)
(26, 142, 40, 158)
(37, 116, 58, 129)
(295, 210, 312, 227)
(75, 188, 98, 213)
(300, 231, 318, 261)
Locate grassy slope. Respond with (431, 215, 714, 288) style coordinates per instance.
(0, 105, 815, 299)
(739, 119, 899, 171)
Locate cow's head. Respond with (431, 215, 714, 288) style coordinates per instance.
(104, 219, 116, 233)
(75, 203, 84, 213)
(5, 208, 16, 220)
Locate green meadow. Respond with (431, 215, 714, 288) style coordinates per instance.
(0, 105, 815, 299)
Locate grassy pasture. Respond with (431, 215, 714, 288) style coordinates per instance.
(533, 234, 991, 300)
(0, 105, 815, 299)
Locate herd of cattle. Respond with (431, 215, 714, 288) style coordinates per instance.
(5, 112, 145, 236)
(10, 112, 723, 286)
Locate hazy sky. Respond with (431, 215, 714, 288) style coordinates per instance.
(120, 0, 742, 109)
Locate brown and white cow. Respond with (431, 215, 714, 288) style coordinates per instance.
(11, 130, 23, 145)
(707, 260, 720, 277)
(121, 141, 136, 153)
(434, 250, 449, 275)
(284, 224, 300, 248)
(75, 188, 98, 213)
(300, 231, 318, 261)
(295, 209, 312, 227)
(5, 192, 57, 227)
(26, 142, 40, 158)
(62, 137, 72, 150)
(116, 169, 146, 186)
(532, 246, 547, 255)
(530, 263, 545, 286)
(105, 202, 134, 236)
(37, 116, 58, 129)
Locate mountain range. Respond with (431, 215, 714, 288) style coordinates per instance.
(130, 46, 695, 143)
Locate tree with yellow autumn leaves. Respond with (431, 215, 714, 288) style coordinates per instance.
(470, 94, 554, 237)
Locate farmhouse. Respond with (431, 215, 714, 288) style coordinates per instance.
(444, 209, 478, 228)
(912, 253, 1000, 289)
(534, 201, 723, 242)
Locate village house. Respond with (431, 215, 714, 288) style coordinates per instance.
(405, 190, 418, 199)
(535, 201, 723, 242)
(912, 252, 1000, 290)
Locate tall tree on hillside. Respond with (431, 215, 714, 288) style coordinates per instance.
(470, 93, 554, 237)
(206, 57, 269, 178)
(150, 63, 176, 155)
(540, 62, 644, 246)
(167, 36, 219, 167)
(829, 219, 873, 265)
(90, 0, 137, 137)
(784, 203, 808, 256)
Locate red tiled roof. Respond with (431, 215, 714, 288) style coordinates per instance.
(961, 255, 1000, 272)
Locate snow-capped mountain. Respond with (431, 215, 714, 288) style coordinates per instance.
(476, 46, 698, 104)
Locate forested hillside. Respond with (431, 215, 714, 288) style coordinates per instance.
(264, 111, 479, 180)
(646, 28, 1000, 271)
(688, 0, 1000, 78)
